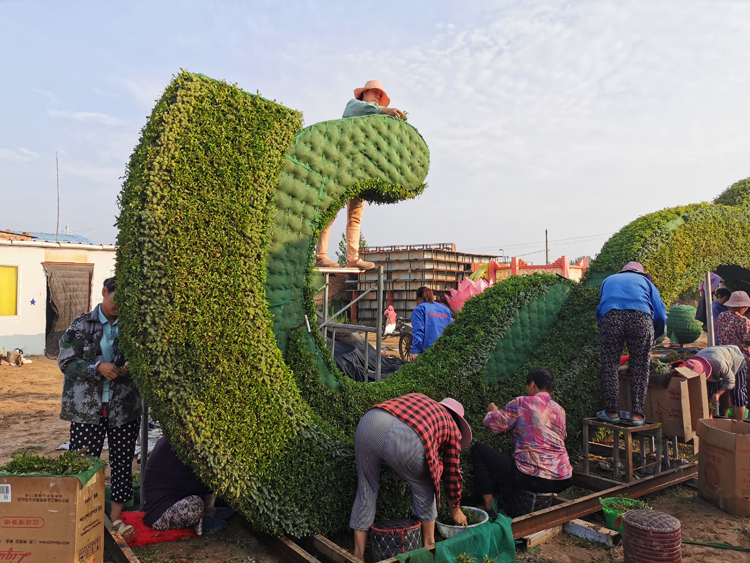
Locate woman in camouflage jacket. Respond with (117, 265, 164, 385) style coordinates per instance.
(58, 276, 141, 537)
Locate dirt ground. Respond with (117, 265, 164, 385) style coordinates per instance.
(519, 485, 750, 563)
(3, 346, 749, 563)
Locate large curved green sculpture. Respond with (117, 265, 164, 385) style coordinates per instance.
(117, 71, 749, 537)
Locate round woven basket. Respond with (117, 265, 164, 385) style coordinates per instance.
(370, 519, 422, 563)
(622, 509, 681, 563)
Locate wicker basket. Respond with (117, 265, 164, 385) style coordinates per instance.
(370, 519, 422, 563)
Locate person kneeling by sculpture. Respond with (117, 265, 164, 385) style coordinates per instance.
(142, 437, 234, 534)
(472, 367, 572, 514)
(350, 393, 472, 561)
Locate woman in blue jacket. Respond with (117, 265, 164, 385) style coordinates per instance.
(410, 287, 452, 360)
(596, 262, 667, 425)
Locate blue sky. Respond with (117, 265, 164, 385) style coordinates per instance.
(2, 0, 749, 262)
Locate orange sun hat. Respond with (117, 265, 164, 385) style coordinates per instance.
(353, 80, 390, 107)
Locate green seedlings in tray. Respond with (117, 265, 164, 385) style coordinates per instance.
(0, 451, 99, 476)
(605, 496, 650, 512)
(456, 554, 475, 563)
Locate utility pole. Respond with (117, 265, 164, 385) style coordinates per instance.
(55, 152, 60, 242)
(545, 229, 549, 265)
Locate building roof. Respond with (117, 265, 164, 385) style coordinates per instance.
(25, 232, 95, 244)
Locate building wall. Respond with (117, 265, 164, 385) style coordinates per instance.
(0, 243, 116, 355)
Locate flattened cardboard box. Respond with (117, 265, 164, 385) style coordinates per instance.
(697, 418, 750, 516)
(0, 466, 105, 563)
(618, 367, 708, 441)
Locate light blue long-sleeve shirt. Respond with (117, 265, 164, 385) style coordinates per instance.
(596, 272, 668, 337)
(342, 99, 383, 118)
(97, 307, 119, 403)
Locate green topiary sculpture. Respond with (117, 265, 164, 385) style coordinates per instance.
(117, 70, 748, 538)
(666, 305, 703, 344)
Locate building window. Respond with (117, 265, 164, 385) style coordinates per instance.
(0, 266, 18, 316)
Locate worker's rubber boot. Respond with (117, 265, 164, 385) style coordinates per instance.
(346, 198, 374, 270)
(316, 218, 338, 268)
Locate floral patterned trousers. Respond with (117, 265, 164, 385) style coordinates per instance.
(152, 495, 205, 535)
(599, 309, 654, 416)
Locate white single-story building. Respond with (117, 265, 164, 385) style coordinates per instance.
(0, 230, 116, 357)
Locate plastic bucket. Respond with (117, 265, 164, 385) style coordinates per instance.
(600, 497, 649, 534)
(435, 506, 488, 539)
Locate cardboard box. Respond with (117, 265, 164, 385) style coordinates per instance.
(0, 465, 105, 563)
(618, 366, 708, 441)
(696, 418, 750, 516)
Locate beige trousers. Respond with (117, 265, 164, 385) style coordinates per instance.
(316, 198, 365, 262)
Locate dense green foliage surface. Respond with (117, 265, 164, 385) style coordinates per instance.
(117, 72, 306, 503)
(588, 204, 707, 275)
(713, 177, 750, 207)
(589, 202, 750, 304)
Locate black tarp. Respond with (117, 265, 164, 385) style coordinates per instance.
(44, 263, 93, 358)
(326, 330, 405, 382)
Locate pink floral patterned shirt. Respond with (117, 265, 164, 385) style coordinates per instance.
(483, 392, 573, 481)
(716, 310, 750, 365)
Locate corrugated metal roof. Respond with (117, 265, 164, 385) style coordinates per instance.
(26, 232, 95, 244)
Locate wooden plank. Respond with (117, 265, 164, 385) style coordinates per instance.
(522, 525, 563, 549)
(274, 537, 322, 563)
(511, 462, 697, 539)
(624, 431, 633, 482)
(252, 530, 322, 563)
(309, 534, 361, 563)
(571, 471, 621, 491)
(104, 515, 140, 563)
(563, 519, 619, 548)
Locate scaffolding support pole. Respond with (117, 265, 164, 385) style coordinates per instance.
(321, 272, 329, 338)
(704, 271, 715, 347)
(139, 401, 149, 506)
(375, 266, 383, 381)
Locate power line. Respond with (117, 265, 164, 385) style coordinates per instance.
(462, 231, 614, 253)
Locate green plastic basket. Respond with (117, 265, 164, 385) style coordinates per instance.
(599, 497, 649, 534)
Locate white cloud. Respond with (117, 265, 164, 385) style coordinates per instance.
(33, 88, 58, 104)
(47, 110, 124, 127)
(0, 147, 40, 163)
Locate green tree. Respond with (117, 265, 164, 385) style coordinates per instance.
(335, 232, 368, 266)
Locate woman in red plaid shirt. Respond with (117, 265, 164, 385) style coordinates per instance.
(350, 393, 472, 560)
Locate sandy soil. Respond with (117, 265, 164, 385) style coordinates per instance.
(520, 485, 750, 563)
(4, 342, 747, 563)
(0, 356, 69, 464)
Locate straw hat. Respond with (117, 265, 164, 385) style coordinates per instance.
(725, 291, 750, 308)
(439, 398, 472, 449)
(353, 80, 390, 107)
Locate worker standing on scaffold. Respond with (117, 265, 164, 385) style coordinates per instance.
(315, 80, 406, 271)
